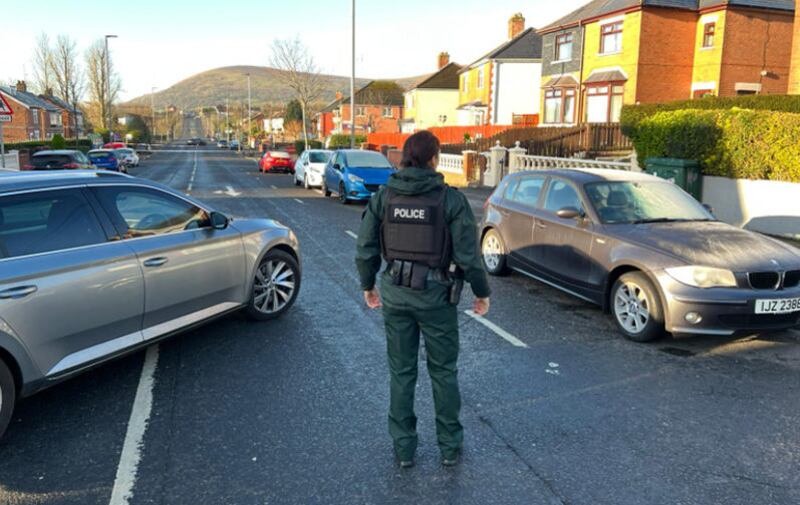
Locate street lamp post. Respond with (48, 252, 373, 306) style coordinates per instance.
(246, 73, 252, 150)
(151, 86, 157, 142)
(350, 0, 356, 149)
(104, 35, 118, 134)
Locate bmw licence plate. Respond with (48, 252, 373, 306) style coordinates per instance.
(755, 297, 800, 314)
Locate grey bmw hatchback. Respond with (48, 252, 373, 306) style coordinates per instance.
(0, 171, 301, 437)
(481, 168, 800, 342)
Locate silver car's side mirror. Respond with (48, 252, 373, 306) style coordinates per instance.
(209, 211, 229, 230)
(556, 207, 583, 220)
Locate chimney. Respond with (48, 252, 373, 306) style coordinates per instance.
(15, 80, 27, 93)
(508, 13, 525, 40)
(438, 52, 450, 70)
(335, 91, 343, 101)
(44, 87, 53, 96)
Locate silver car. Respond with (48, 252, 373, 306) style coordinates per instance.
(0, 171, 301, 438)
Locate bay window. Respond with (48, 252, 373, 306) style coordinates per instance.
(586, 84, 624, 123)
(702, 22, 715, 48)
(543, 88, 576, 124)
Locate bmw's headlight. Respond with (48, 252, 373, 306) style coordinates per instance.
(347, 174, 364, 184)
(665, 266, 737, 288)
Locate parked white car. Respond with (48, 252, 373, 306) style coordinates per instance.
(294, 149, 333, 189)
(114, 148, 140, 167)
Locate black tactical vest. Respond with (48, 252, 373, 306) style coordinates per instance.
(381, 186, 451, 269)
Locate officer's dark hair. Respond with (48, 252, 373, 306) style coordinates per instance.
(400, 131, 441, 169)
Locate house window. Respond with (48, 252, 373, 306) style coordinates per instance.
(702, 23, 715, 48)
(555, 33, 574, 61)
(32, 109, 40, 125)
(586, 84, 624, 123)
(383, 107, 393, 118)
(49, 112, 62, 128)
(478, 68, 485, 89)
(461, 75, 468, 92)
(544, 88, 576, 124)
(406, 94, 414, 109)
(356, 106, 366, 116)
(600, 22, 623, 54)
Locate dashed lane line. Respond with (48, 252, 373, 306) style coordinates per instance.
(464, 310, 528, 348)
(187, 150, 198, 193)
(270, 185, 278, 190)
(345, 230, 358, 239)
(293, 198, 304, 205)
(108, 345, 160, 505)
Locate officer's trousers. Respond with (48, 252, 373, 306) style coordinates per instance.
(383, 303, 463, 460)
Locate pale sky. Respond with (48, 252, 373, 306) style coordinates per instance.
(2, 0, 585, 101)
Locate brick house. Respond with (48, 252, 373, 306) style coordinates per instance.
(39, 92, 85, 139)
(457, 14, 543, 126)
(0, 81, 65, 142)
(538, 0, 795, 125)
(316, 92, 343, 139)
(333, 81, 404, 135)
(784, 0, 799, 93)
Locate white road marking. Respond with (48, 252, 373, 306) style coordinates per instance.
(293, 198, 304, 204)
(187, 150, 197, 193)
(270, 185, 278, 190)
(108, 345, 160, 505)
(464, 310, 528, 348)
(345, 230, 358, 239)
(224, 185, 242, 197)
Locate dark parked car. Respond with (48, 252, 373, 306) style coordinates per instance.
(0, 170, 301, 438)
(480, 169, 800, 341)
(24, 150, 93, 170)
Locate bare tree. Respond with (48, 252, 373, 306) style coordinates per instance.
(270, 37, 324, 149)
(51, 35, 84, 104)
(85, 39, 121, 130)
(32, 33, 54, 94)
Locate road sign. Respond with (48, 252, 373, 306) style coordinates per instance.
(0, 93, 13, 116)
(0, 115, 11, 123)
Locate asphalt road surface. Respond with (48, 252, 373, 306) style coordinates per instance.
(1, 145, 799, 505)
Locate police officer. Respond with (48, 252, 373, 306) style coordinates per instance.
(355, 130, 491, 468)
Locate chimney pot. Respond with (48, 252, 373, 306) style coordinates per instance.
(438, 52, 450, 70)
(15, 80, 27, 93)
(335, 91, 343, 101)
(508, 13, 525, 40)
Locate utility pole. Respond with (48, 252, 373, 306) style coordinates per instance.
(104, 35, 118, 135)
(246, 73, 252, 150)
(150, 86, 157, 142)
(350, 0, 356, 149)
(225, 97, 230, 142)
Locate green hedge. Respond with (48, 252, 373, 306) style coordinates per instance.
(294, 139, 323, 155)
(2, 138, 92, 152)
(632, 108, 800, 182)
(328, 134, 366, 149)
(620, 94, 800, 137)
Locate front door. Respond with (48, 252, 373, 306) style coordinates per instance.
(92, 185, 246, 337)
(536, 178, 595, 290)
(0, 188, 144, 377)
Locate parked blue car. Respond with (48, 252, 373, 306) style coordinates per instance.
(87, 149, 123, 172)
(322, 150, 396, 204)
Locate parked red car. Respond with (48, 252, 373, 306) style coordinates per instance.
(260, 151, 294, 173)
(104, 142, 126, 149)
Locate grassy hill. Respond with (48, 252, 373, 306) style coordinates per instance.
(125, 65, 429, 111)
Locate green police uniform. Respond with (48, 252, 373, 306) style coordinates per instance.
(355, 166, 491, 461)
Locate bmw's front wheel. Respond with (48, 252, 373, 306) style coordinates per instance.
(246, 249, 301, 321)
(0, 359, 15, 439)
(611, 272, 664, 342)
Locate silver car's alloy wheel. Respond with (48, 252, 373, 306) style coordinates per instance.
(482, 234, 502, 271)
(304, 174, 310, 189)
(253, 260, 296, 314)
(614, 282, 651, 335)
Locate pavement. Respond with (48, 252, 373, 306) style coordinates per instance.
(1, 145, 799, 505)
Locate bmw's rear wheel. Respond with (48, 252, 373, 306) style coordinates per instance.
(611, 272, 664, 342)
(0, 359, 15, 439)
(246, 249, 301, 321)
(339, 183, 349, 205)
(481, 229, 510, 276)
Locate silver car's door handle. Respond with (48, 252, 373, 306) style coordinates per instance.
(143, 257, 168, 268)
(0, 285, 38, 299)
